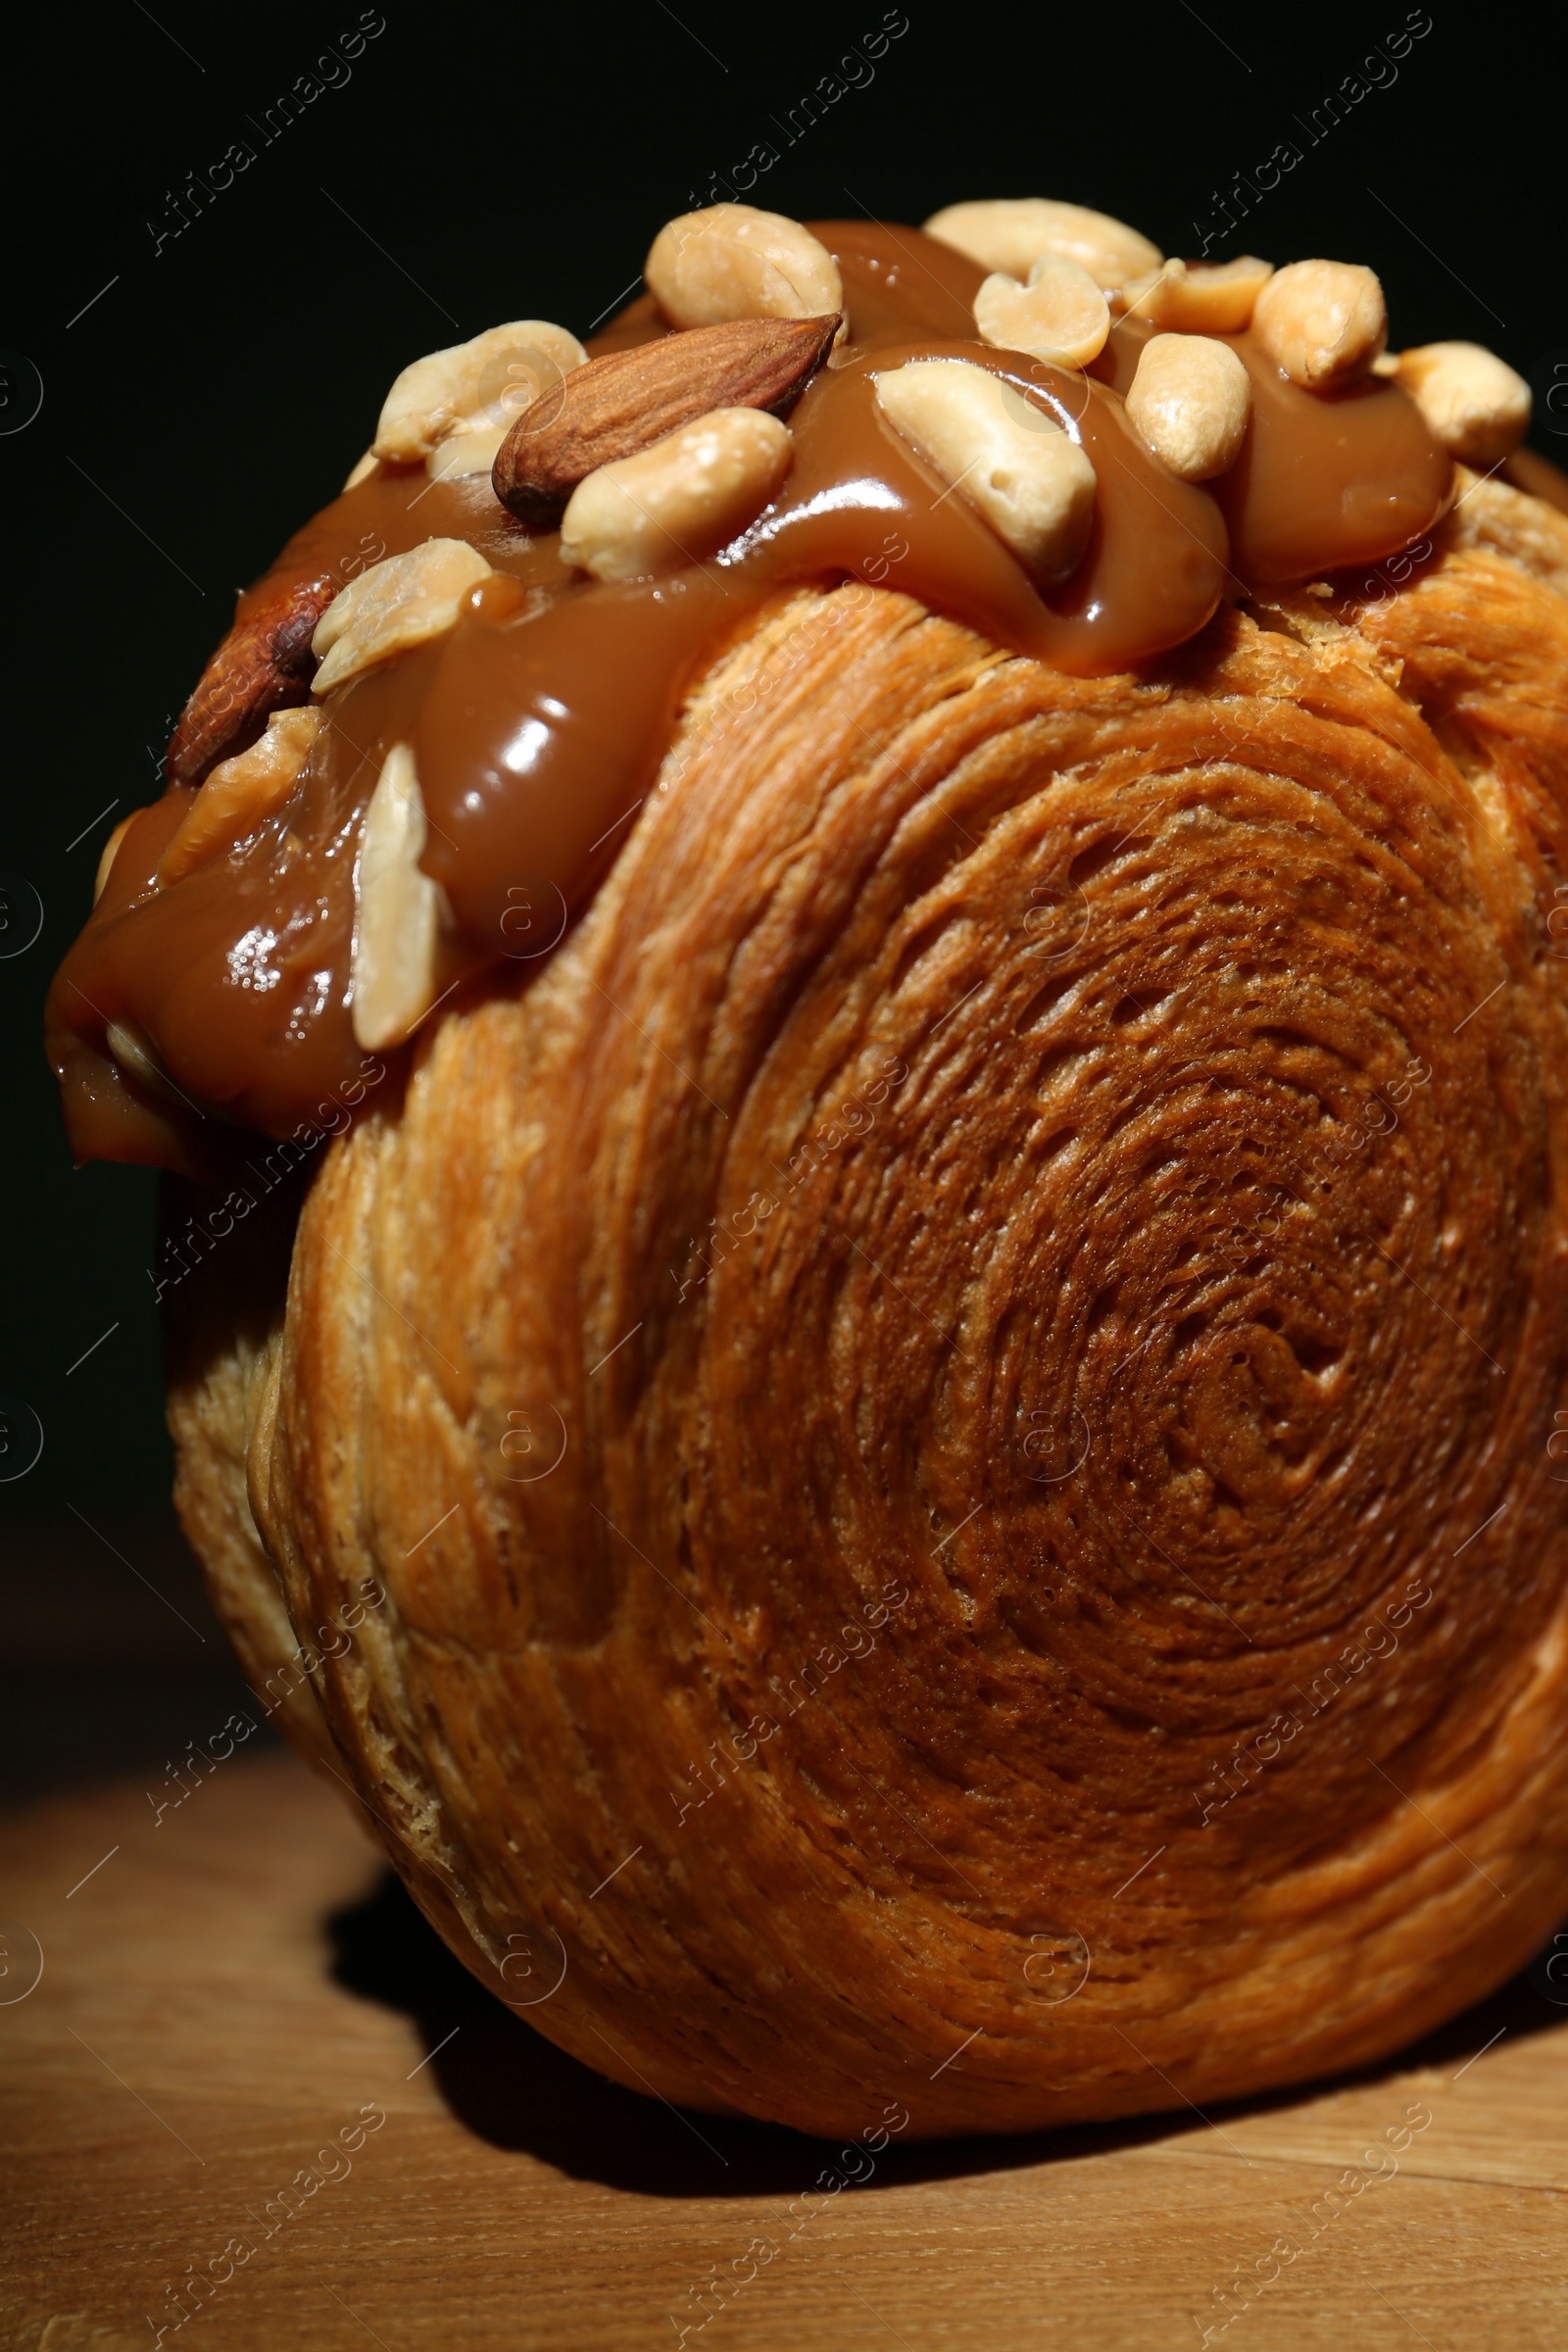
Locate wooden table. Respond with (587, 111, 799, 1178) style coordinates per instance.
(4, 1751, 1567, 2350)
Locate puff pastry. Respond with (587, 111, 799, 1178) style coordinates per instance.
(50, 201, 1568, 2136)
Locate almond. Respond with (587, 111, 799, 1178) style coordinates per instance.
(492, 313, 840, 525)
(166, 572, 337, 789)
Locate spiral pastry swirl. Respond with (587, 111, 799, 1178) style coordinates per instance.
(169, 472, 1568, 2136)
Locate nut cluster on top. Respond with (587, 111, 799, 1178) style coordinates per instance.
(930, 196, 1529, 480)
(183, 198, 1532, 1054)
(336, 195, 1531, 611)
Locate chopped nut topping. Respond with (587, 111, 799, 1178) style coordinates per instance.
(1389, 342, 1531, 466)
(560, 407, 793, 582)
(372, 322, 587, 465)
(342, 450, 378, 491)
(874, 359, 1097, 584)
(1252, 260, 1387, 390)
(924, 198, 1161, 293)
(973, 257, 1109, 368)
(351, 743, 448, 1051)
(311, 540, 493, 697)
(646, 204, 843, 331)
(160, 708, 322, 887)
(1120, 255, 1273, 333)
(1125, 334, 1252, 481)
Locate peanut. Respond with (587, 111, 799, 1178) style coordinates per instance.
(94, 814, 135, 905)
(425, 424, 510, 481)
(1121, 255, 1272, 333)
(873, 359, 1097, 584)
(160, 708, 322, 886)
(1251, 260, 1387, 389)
(973, 257, 1109, 368)
(1125, 334, 1251, 481)
(646, 205, 843, 332)
(372, 322, 587, 465)
(311, 539, 493, 696)
(1390, 341, 1530, 466)
(106, 1017, 180, 1102)
(352, 743, 448, 1051)
(560, 408, 792, 583)
(924, 198, 1161, 293)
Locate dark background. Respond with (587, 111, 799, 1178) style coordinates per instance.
(2, 0, 1564, 1797)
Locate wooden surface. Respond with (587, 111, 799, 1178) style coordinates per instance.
(4, 1753, 1568, 2350)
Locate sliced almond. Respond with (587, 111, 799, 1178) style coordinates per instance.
(159, 708, 322, 886)
(166, 572, 337, 790)
(311, 540, 493, 697)
(924, 198, 1161, 292)
(343, 450, 378, 491)
(494, 313, 839, 525)
(352, 743, 447, 1051)
(373, 322, 587, 465)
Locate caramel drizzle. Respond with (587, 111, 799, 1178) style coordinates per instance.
(47, 221, 1451, 1174)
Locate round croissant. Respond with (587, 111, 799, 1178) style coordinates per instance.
(165, 467, 1568, 2138)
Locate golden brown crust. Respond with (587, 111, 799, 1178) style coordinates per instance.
(1445, 463, 1568, 602)
(162, 1171, 339, 1776)
(167, 509, 1568, 2136)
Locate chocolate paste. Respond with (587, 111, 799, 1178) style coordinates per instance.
(47, 223, 1452, 1172)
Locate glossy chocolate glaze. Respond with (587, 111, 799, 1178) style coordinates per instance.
(47, 223, 1452, 1174)
(1091, 317, 1452, 581)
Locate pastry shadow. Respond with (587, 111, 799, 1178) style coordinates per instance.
(326, 1867, 1568, 2196)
